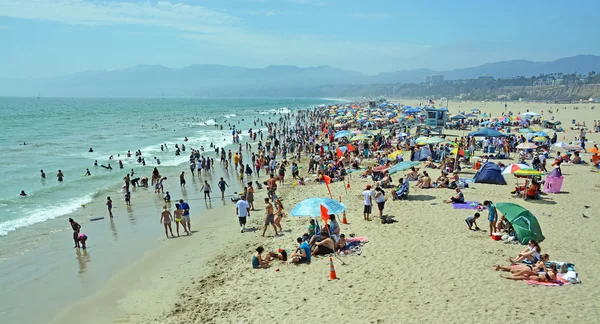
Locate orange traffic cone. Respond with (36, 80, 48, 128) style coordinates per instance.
(329, 257, 338, 280)
(342, 212, 348, 225)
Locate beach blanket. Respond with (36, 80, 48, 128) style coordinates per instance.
(526, 276, 569, 286)
(452, 201, 485, 210)
(460, 178, 475, 183)
(341, 237, 368, 256)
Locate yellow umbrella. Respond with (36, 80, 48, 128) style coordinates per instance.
(388, 150, 403, 159)
(532, 136, 546, 142)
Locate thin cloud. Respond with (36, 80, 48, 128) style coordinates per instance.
(0, 25, 11, 30)
(349, 12, 392, 19)
(243, 9, 282, 16)
(286, 0, 329, 6)
(0, 0, 239, 33)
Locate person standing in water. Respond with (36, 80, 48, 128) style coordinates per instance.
(218, 177, 229, 199)
(69, 218, 81, 248)
(160, 206, 174, 238)
(201, 180, 212, 201)
(180, 171, 186, 188)
(40, 170, 46, 179)
(57, 170, 64, 182)
(106, 197, 113, 217)
(179, 199, 191, 231)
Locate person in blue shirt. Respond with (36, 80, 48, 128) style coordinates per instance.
(179, 199, 191, 231)
(484, 200, 497, 236)
(291, 237, 311, 264)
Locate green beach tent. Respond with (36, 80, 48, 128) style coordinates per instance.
(495, 202, 545, 244)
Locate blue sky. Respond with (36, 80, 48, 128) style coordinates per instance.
(1, 0, 599, 78)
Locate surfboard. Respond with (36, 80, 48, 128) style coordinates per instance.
(90, 217, 105, 221)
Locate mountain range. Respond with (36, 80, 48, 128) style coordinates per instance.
(2, 55, 600, 97)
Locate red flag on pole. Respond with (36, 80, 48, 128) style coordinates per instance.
(323, 175, 333, 198)
(320, 204, 330, 228)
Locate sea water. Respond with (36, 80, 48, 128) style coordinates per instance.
(0, 97, 333, 237)
(0, 97, 340, 323)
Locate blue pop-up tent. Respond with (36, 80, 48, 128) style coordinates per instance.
(473, 163, 507, 185)
(468, 128, 506, 137)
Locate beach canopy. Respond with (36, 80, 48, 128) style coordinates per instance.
(451, 114, 467, 120)
(291, 198, 346, 217)
(521, 112, 540, 117)
(495, 202, 545, 244)
(518, 128, 535, 133)
(553, 142, 568, 149)
(473, 163, 507, 185)
(468, 128, 506, 137)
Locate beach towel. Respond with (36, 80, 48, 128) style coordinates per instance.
(452, 201, 486, 210)
(525, 276, 569, 286)
(341, 237, 368, 256)
(460, 178, 475, 183)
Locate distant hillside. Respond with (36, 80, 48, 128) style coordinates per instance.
(1, 55, 600, 97)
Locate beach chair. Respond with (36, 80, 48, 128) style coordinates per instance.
(394, 181, 410, 200)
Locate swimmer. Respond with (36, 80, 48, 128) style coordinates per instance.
(19, 190, 27, 196)
(40, 169, 46, 179)
(57, 170, 64, 182)
(94, 160, 98, 166)
(88, 147, 93, 152)
(85, 168, 91, 176)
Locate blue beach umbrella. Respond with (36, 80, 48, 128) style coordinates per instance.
(290, 198, 346, 217)
(334, 130, 350, 139)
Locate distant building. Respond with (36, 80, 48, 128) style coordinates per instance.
(478, 75, 494, 81)
(425, 75, 444, 83)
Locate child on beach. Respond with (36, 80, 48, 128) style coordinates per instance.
(484, 201, 497, 235)
(106, 197, 113, 218)
(125, 191, 131, 206)
(77, 233, 88, 249)
(465, 212, 481, 230)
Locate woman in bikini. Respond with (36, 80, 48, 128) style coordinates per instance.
(501, 263, 558, 282)
(160, 205, 174, 239)
(173, 203, 188, 236)
(273, 198, 284, 232)
(494, 254, 550, 275)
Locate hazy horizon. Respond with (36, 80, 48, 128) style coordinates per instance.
(1, 0, 600, 79)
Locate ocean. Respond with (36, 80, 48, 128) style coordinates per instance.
(0, 97, 339, 323)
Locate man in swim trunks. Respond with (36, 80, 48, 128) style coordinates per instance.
(179, 199, 191, 231)
(57, 170, 64, 181)
(218, 177, 229, 199)
(236, 195, 250, 233)
(69, 218, 81, 248)
(262, 197, 278, 237)
(202, 180, 212, 201)
(180, 171, 186, 188)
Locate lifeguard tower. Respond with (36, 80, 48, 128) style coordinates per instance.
(414, 107, 448, 136)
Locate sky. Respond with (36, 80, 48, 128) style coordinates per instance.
(1, 0, 599, 78)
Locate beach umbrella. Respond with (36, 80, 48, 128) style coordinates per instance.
(513, 169, 543, 177)
(388, 161, 420, 175)
(334, 130, 350, 139)
(533, 131, 549, 137)
(553, 142, 568, 149)
(565, 145, 582, 151)
(449, 147, 465, 156)
(291, 198, 346, 217)
(501, 163, 531, 175)
(388, 150, 404, 160)
(518, 128, 535, 133)
(516, 142, 538, 149)
(495, 203, 545, 244)
(472, 108, 480, 112)
(532, 136, 547, 142)
(465, 113, 477, 118)
(351, 134, 369, 142)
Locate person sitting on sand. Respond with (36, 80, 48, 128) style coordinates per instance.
(361, 166, 373, 178)
(266, 249, 288, 262)
(252, 246, 270, 269)
(336, 234, 348, 254)
(501, 262, 558, 283)
(571, 151, 584, 164)
(443, 187, 464, 203)
(290, 237, 311, 264)
(465, 212, 480, 230)
(424, 156, 439, 169)
(416, 171, 432, 188)
(312, 231, 335, 256)
(525, 178, 540, 199)
(405, 166, 420, 181)
(435, 172, 449, 188)
(509, 240, 541, 264)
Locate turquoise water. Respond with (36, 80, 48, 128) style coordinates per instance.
(0, 97, 331, 238)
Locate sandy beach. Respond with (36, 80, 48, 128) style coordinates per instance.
(54, 100, 600, 324)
